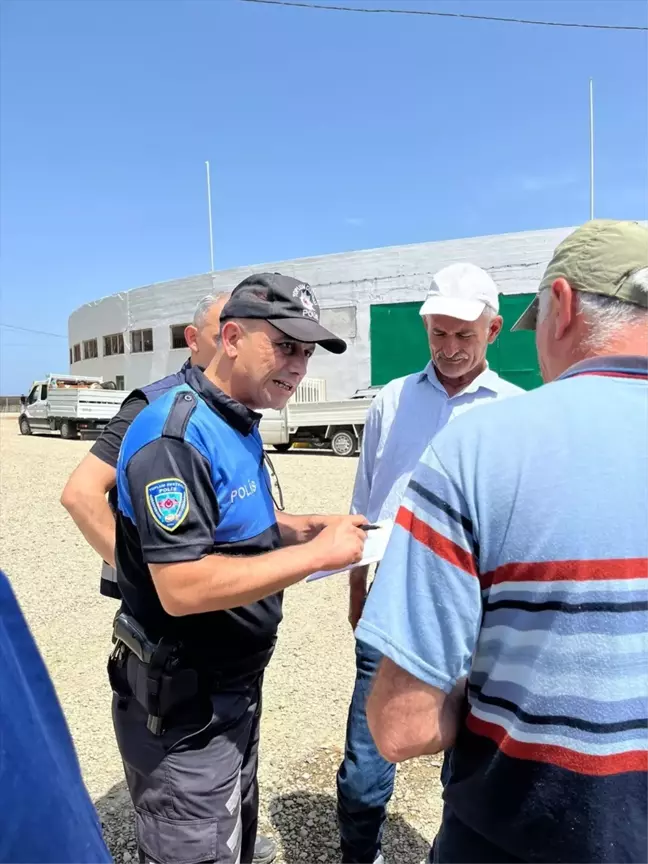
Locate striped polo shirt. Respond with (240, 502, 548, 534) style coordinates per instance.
(357, 355, 648, 862)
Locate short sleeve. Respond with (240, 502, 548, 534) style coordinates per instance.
(125, 436, 219, 563)
(356, 431, 482, 693)
(91, 392, 148, 468)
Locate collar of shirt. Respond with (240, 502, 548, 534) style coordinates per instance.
(559, 354, 648, 381)
(418, 361, 501, 398)
(185, 365, 262, 435)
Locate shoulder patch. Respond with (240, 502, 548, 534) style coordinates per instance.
(146, 478, 189, 532)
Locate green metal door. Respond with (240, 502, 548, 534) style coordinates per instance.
(369, 301, 430, 385)
(487, 294, 543, 390)
(369, 294, 542, 390)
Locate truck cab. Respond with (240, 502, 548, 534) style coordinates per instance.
(20, 380, 49, 434)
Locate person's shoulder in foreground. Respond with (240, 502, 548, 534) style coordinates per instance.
(357, 352, 648, 676)
(0, 569, 112, 863)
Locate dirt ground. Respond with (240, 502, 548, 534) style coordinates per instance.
(0, 415, 442, 863)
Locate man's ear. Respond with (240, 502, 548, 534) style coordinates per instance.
(487, 315, 504, 344)
(184, 325, 198, 353)
(219, 320, 244, 358)
(551, 278, 576, 340)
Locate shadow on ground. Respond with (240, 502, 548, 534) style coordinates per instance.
(267, 790, 429, 864)
(95, 781, 137, 862)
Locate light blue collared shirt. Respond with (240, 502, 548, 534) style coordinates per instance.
(350, 362, 523, 522)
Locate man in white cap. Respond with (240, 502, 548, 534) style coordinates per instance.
(336, 262, 523, 864)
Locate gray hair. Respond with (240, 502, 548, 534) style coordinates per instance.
(192, 293, 230, 328)
(537, 268, 648, 349)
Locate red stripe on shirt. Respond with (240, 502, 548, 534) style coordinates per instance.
(486, 558, 648, 587)
(466, 713, 648, 777)
(396, 506, 477, 578)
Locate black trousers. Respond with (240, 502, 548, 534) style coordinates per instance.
(112, 673, 263, 864)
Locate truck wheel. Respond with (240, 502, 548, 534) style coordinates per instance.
(19, 416, 32, 436)
(330, 429, 357, 457)
(274, 443, 292, 453)
(60, 419, 78, 440)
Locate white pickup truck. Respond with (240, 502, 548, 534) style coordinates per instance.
(258, 380, 380, 457)
(19, 373, 129, 440)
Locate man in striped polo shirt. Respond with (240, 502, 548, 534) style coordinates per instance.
(357, 219, 648, 863)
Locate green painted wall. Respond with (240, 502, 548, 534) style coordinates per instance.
(369, 294, 542, 390)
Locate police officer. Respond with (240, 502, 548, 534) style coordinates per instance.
(63, 292, 283, 861)
(61, 292, 229, 598)
(110, 273, 368, 864)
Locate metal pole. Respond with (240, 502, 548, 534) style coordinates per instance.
(589, 78, 595, 221)
(205, 160, 215, 272)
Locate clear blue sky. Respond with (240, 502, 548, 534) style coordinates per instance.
(1, 0, 646, 393)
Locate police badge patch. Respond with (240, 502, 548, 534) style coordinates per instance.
(146, 478, 189, 532)
(292, 284, 319, 321)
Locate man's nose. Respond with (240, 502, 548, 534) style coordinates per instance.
(443, 338, 460, 356)
(286, 352, 308, 378)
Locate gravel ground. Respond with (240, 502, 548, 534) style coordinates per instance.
(0, 415, 442, 863)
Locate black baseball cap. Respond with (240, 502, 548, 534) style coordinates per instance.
(220, 273, 347, 354)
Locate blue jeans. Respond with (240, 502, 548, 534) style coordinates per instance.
(336, 639, 397, 863)
(337, 639, 454, 863)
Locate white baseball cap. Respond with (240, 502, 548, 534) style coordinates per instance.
(419, 262, 500, 321)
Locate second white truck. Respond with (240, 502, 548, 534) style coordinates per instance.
(259, 380, 378, 456)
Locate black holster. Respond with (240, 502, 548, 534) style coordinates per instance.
(108, 611, 198, 736)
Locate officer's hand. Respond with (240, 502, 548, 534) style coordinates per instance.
(311, 514, 367, 572)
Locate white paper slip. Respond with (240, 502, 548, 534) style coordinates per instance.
(306, 518, 394, 583)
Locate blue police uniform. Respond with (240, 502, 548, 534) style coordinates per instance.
(93, 360, 194, 599)
(111, 365, 281, 864)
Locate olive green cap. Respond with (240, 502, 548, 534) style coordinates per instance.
(512, 219, 648, 331)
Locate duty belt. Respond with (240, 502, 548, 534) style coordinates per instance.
(110, 612, 270, 734)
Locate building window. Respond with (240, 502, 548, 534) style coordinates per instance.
(170, 323, 190, 350)
(83, 339, 98, 360)
(69, 348, 73, 365)
(104, 333, 125, 356)
(115, 375, 125, 390)
(131, 328, 154, 353)
(73, 344, 81, 363)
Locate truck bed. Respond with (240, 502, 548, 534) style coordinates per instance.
(47, 389, 128, 420)
(287, 397, 373, 430)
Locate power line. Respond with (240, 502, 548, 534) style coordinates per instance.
(0, 322, 67, 338)
(238, 0, 648, 31)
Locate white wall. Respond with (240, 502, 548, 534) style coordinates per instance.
(68, 226, 573, 399)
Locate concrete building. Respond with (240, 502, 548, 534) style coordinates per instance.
(67, 226, 572, 399)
